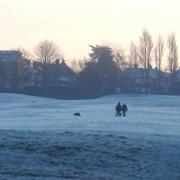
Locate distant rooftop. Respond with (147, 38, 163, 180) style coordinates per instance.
(0, 50, 21, 63)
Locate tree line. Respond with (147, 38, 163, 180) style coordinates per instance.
(1, 29, 180, 98)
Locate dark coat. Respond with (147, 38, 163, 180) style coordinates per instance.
(122, 104, 128, 112)
(116, 103, 121, 112)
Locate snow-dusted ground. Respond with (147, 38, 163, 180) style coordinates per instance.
(0, 93, 180, 179)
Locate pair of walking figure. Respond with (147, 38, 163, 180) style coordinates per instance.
(116, 102, 128, 117)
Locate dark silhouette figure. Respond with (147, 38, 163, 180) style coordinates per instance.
(73, 112, 81, 116)
(122, 104, 128, 117)
(116, 102, 122, 117)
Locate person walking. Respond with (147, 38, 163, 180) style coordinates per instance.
(122, 104, 128, 117)
(116, 102, 122, 117)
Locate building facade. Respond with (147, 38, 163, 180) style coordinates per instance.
(0, 51, 22, 91)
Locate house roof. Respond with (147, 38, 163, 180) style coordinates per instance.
(0, 51, 21, 63)
(32, 60, 75, 76)
(123, 68, 171, 81)
(50, 61, 75, 74)
(123, 68, 144, 78)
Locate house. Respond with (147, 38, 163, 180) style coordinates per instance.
(116, 67, 169, 94)
(0, 51, 23, 91)
(48, 60, 76, 88)
(29, 60, 76, 88)
(123, 68, 146, 93)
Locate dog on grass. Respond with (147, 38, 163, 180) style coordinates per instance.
(73, 112, 81, 116)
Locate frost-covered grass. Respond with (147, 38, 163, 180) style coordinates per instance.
(0, 93, 180, 179)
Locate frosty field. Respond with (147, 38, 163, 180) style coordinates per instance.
(0, 93, 180, 179)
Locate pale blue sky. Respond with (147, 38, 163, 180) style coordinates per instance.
(0, 0, 180, 59)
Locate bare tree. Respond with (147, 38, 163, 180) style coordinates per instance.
(154, 35, 164, 87)
(34, 40, 62, 96)
(70, 58, 87, 73)
(17, 48, 34, 60)
(112, 45, 127, 70)
(138, 29, 154, 93)
(128, 41, 139, 68)
(35, 40, 61, 64)
(78, 59, 87, 72)
(16, 49, 27, 90)
(167, 32, 178, 73)
(10, 48, 34, 89)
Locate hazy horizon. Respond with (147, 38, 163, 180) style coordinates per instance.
(1, 0, 180, 60)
